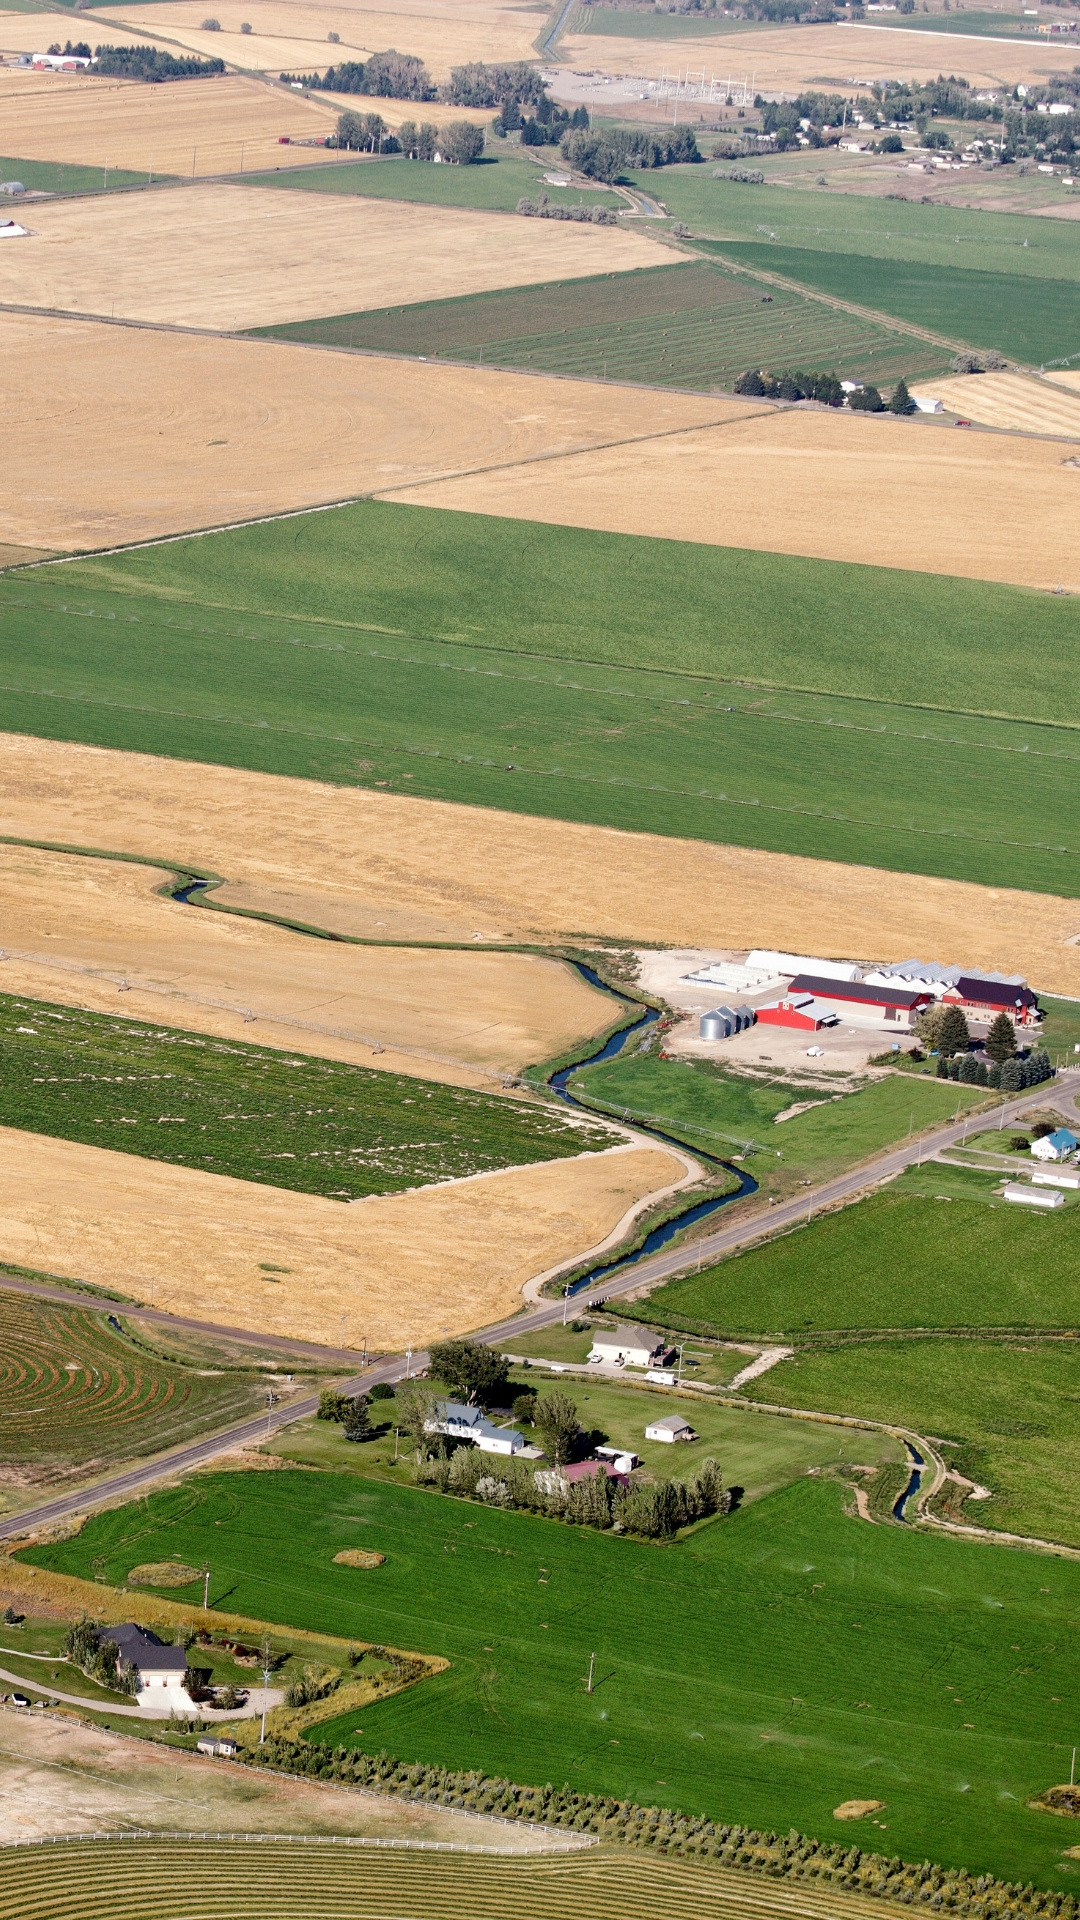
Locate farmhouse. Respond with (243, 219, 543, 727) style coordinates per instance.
(101, 1624, 190, 1708)
(942, 976, 1041, 1029)
(787, 975, 933, 1027)
(756, 994, 837, 1032)
(588, 1325, 674, 1370)
(1030, 1128, 1079, 1163)
(425, 1400, 525, 1455)
(644, 1413, 697, 1443)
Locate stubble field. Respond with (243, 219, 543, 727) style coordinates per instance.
(0, 184, 659, 329)
(911, 372, 1080, 438)
(0, 1125, 679, 1347)
(0, 310, 729, 552)
(0, 72, 336, 176)
(2, 734, 1079, 997)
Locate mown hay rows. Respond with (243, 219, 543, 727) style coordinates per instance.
(0, 1840, 913, 1920)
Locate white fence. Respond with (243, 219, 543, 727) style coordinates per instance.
(5, 1828, 599, 1855)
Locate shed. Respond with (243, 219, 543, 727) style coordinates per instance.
(1031, 1129, 1078, 1163)
(1003, 1182, 1064, 1209)
(1032, 1166, 1080, 1190)
(756, 995, 836, 1032)
(644, 1413, 697, 1443)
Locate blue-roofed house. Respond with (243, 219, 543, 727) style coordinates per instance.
(1031, 1128, 1079, 1163)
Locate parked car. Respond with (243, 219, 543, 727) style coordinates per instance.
(11, 1692, 30, 1707)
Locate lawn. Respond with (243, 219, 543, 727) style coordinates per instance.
(744, 1338, 1080, 1548)
(21, 1467, 1080, 1887)
(0, 156, 160, 193)
(0, 990, 607, 1199)
(643, 172, 1080, 283)
(242, 150, 620, 213)
(625, 1184, 1080, 1339)
(713, 244, 1080, 367)
(0, 1286, 281, 1508)
(5, 509, 1080, 896)
(253, 258, 948, 389)
(567, 1053, 986, 1192)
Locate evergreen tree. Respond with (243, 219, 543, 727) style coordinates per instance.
(986, 1011, 1017, 1063)
(343, 1394, 372, 1443)
(889, 377, 915, 415)
(533, 1390, 579, 1464)
(936, 1004, 970, 1057)
(1000, 1056, 1025, 1093)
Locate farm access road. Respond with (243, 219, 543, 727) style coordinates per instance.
(2, 1074, 1075, 1544)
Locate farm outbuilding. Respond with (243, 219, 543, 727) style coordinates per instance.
(699, 1003, 756, 1040)
(747, 950, 862, 982)
(787, 975, 933, 1027)
(1003, 1182, 1064, 1209)
(756, 994, 837, 1032)
(644, 1413, 697, 1443)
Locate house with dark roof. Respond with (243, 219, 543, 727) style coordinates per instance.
(101, 1624, 191, 1706)
(942, 977, 1041, 1029)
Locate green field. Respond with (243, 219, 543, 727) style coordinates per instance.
(254, 258, 948, 389)
(627, 1183, 1080, 1338)
(569, 5, 784, 33)
(5, 506, 1080, 896)
(566, 1053, 986, 1191)
(714, 244, 1080, 366)
(641, 172, 1080, 282)
(0, 989, 607, 1198)
(243, 150, 620, 212)
(23, 1466, 1080, 1886)
(0, 156, 160, 193)
(0, 1287, 277, 1505)
(746, 1338, 1080, 1548)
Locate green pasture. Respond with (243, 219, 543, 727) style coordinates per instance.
(22, 1468, 1080, 1886)
(243, 150, 619, 213)
(567, 1053, 987, 1190)
(1037, 995, 1080, 1060)
(569, 5, 783, 33)
(0, 156, 158, 192)
(255, 258, 947, 388)
(747, 1338, 1080, 1548)
(629, 1184, 1080, 1339)
(643, 171, 1080, 282)
(715, 242, 1080, 366)
(867, 10, 1057, 31)
(0, 989, 606, 1198)
(0, 1286, 277, 1507)
(5, 507, 1080, 895)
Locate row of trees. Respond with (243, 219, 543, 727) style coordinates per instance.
(329, 113, 483, 162)
(282, 56, 549, 108)
(733, 369, 916, 414)
(937, 1048, 1053, 1091)
(445, 62, 546, 108)
(559, 126, 700, 180)
(238, 1732, 1080, 1920)
(93, 43, 224, 80)
(516, 196, 618, 225)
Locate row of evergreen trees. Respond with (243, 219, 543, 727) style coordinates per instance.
(237, 1734, 1077, 1920)
(936, 1048, 1053, 1090)
(414, 1444, 729, 1537)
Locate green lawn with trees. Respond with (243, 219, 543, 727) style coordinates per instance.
(21, 1466, 1080, 1888)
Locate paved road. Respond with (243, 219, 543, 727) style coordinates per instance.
(2, 1076, 1072, 1542)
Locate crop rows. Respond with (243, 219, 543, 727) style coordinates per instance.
(0, 992, 607, 1200)
(0, 1839, 910, 1920)
(0, 1291, 267, 1474)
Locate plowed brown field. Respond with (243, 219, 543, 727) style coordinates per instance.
(384, 404, 1080, 594)
(112, 0, 541, 81)
(3, 733, 1079, 997)
(556, 19, 1080, 91)
(0, 71, 340, 176)
(911, 372, 1080, 439)
(0, 840, 617, 1084)
(0, 311, 728, 552)
(0, 183, 657, 328)
(0, 1127, 680, 1347)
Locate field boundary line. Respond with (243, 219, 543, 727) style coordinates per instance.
(0, 1827, 597, 1855)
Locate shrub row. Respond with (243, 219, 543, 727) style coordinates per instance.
(936, 1050, 1053, 1090)
(237, 1736, 1079, 1917)
(516, 196, 618, 224)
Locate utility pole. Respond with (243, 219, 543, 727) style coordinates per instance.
(202, 1564, 210, 1612)
(260, 1633, 272, 1745)
(1071, 1746, 1076, 1787)
(586, 1652, 595, 1694)
(266, 1388, 275, 1438)
(340, 1312, 345, 1353)
(563, 1284, 571, 1326)
(405, 1348, 412, 1379)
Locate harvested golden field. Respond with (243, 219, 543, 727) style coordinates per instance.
(0, 1127, 680, 1347)
(0, 72, 339, 176)
(0, 841, 617, 1083)
(307, 89, 495, 128)
(556, 18, 1080, 90)
(111, 0, 542, 81)
(0, 13, 174, 54)
(0, 310, 726, 551)
(911, 372, 1080, 439)
(4, 732, 1080, 998)
(386, 404, 1080, 594)
(1047, 369, 1080, 392)
(1, 181, 657, 327)
(0, 1712, 579, 1847)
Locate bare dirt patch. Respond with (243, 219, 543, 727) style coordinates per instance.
(556, 20, 1080, 91)
(0, 183, 658, 330)
(0, 310, 726, 552)
(0, 70, 336, 175)
(386, 404, 1080, 594)
(113, 0, 542, 83)
(834, 1799, 886, 1821)
(333, 1548, 386, 1567)
(3, 733, 1080, 1000)
(0, 1126, 680, 1348)
(0, 841, 617, 1081)
(0, 1705, 579, 1843)
(911, 372, 1080, 440)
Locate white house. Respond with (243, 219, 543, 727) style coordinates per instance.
(588, 1326, 674, 1370)
(425, 1400, 524, 1455)
(644, 1413, 697, 1443)
(1031, 1129, 1079, 1163)
(101, 1624, 191, 1712)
